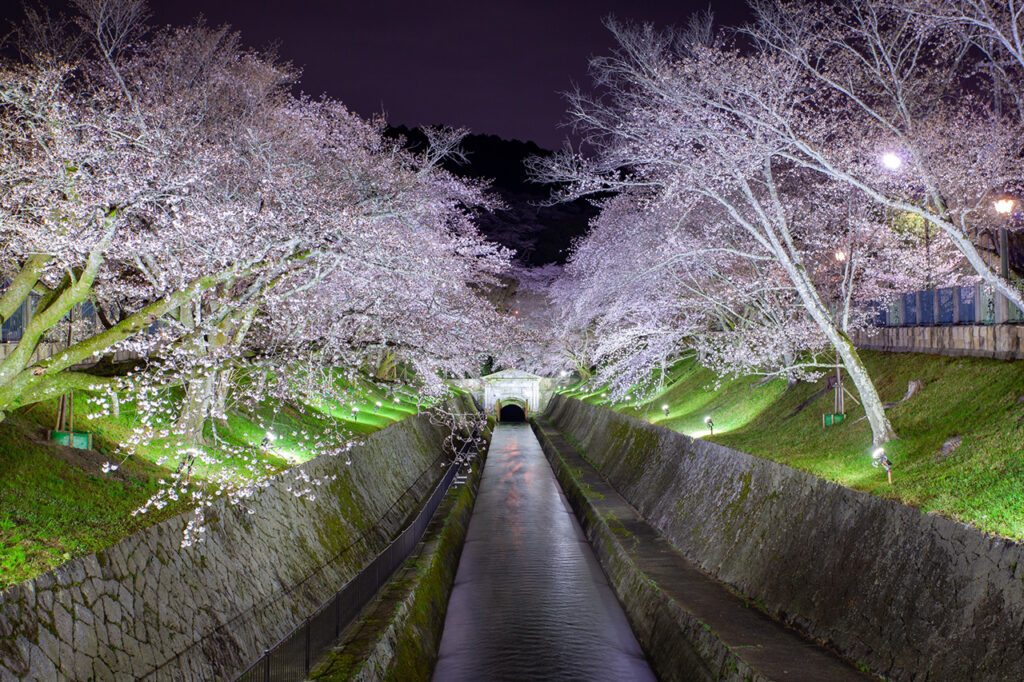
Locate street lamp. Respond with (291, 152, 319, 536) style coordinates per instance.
(374, 401, 382, 412)
(704, 415, 714, 435)
(994, 198, 1015, 215)
(835, 250, 846, 262)
(881, 152, 902, 170)
(351, 406, 359, 421)
(661, 404, 670, 417)
(995, 198, 1015, 281)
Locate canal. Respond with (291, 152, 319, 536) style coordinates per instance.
(432, 422, 655, 681)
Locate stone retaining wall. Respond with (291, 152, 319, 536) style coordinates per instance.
(310, 445, 484, 681)
(0, 414, 452, 681)
(545, 395, 1024, 682)
(852, 325, 1024, 360)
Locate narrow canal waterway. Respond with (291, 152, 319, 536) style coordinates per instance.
(432, 423, 655, 682)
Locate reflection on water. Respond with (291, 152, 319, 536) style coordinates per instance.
(432, 423, 655, 682)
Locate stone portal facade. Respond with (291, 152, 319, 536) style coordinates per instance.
(455, 369, 554, 418)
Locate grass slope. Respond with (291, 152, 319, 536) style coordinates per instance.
(0, 375, 427, 589)
(566, 351, 1024, 540)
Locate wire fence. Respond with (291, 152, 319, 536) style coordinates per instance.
(233, 438, 474, 682)
(872, 282, 1024, 327)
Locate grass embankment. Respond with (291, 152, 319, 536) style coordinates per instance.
(0, 375, 425, 589)
(564, 351, 1024, 540)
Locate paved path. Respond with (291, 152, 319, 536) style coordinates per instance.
(432, 423, 655, 682)
(535, 416, 872, 682)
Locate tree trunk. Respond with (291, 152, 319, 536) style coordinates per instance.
(788, 264, 895, 445)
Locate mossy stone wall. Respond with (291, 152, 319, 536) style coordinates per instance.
(0, 414, 451, 681)
(546, 394, 1024, 682)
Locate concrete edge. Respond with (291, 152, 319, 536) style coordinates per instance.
(531, 417, 767, 682)
(309, 448, 486, 681)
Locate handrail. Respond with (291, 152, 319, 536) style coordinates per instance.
(142, 428, 453, 681)
(232, 435, 478, 682)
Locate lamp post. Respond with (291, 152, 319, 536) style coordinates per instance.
(661, 404, 670, 417)
(995, 198, 1015, 280)
(704, 415, 714, 435)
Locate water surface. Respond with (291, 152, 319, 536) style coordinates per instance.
(432, 423, 655, 682)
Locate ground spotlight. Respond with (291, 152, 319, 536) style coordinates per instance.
(872, 447, 893, 484)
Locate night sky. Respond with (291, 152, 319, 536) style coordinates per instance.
(3, 0, 752, 149)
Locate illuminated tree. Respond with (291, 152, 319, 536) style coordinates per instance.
(534, 17, 964, 444)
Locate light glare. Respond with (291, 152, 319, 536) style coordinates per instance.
(881, 153, 902, 170)
(994, 198, 1015, 215)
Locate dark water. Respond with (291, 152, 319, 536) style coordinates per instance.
(432, 423, 655, 682)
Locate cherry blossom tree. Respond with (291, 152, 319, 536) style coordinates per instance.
(534, 17, 965, 445)
(748, 0, 1024, 310)
(897, 0, 1024, 119)
(1, 2, 515, 543)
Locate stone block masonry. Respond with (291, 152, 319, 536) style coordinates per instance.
(0, 414, 453, 681)
(545, 395, 1024, 682)
(852, 324, 1024, 360)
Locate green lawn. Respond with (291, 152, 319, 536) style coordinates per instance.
(564, 351, 1024, 540)
(0, 372, 430, 589)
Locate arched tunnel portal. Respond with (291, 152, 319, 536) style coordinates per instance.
(498, 399, 527, 422)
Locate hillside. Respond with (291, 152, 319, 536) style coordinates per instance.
(565, 350, 1024, 539)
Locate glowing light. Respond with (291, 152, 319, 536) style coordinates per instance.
(881, 153, 902, 170)
(994, 198, 1015, 215)
(835, 250, 846, 262)
(265, 432, 276, 442)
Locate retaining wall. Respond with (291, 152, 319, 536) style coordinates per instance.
(310, 445, 484, 681)
(545, 395, 1024, 682)
(852, 325, 1024, 360)
(0, 414, 453, 681)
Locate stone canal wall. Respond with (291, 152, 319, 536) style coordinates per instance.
(0, 414, 453, 681)
(544, 395, 1024, 682)
(309, 442, 485, 681)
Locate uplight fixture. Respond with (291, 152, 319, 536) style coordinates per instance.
(871, 447, 893, 484)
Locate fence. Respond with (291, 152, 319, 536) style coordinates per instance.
(872, 282, 1024, 327)
(233, 441, 472, 682)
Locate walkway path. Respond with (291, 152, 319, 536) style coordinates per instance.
(432, 423, 655, 682)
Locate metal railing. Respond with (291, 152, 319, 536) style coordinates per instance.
(234, 441, 473, 682)
(872, 282, 1024, 327)
(142, 439, 456, 681)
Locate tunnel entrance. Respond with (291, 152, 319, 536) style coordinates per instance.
(499, 404, 526, 422)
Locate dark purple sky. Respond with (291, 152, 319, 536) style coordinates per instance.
(4, 1, 751, 148)
(149, 0, 751, 149)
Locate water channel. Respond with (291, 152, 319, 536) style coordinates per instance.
(432, 423, 656, 681)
